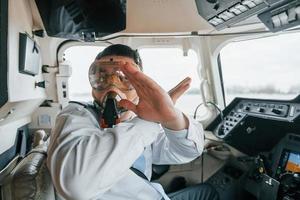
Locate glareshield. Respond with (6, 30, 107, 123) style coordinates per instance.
(89, 60, 134, 91)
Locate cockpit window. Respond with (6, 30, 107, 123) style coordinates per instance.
(139, 48, 201, 116)
(219, 32, 300, 105)
(65, 46, 201, 116)
(64, 46, 105, 102)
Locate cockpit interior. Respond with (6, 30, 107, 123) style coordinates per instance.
(1, 0, 300, 199)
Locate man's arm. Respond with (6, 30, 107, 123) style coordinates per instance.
(152, 115, 204, 165)
(47, 104, 160, 200)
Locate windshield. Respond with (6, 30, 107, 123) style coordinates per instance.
(219, 32, 300, 105)
(64, 46, 202, 116)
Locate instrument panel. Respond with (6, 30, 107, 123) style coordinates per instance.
(206, 95, 300, 155)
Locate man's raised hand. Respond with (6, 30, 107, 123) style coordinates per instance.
(118, 62, 188, 130)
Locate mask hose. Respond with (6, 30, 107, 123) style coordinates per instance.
(101, 92, 121, 128)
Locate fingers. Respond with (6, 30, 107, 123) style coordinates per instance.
(118, 99, 137, 114)
(168, 77, 191, 94)
(169, 77, 191, 103)
(120, 62, 165, 96)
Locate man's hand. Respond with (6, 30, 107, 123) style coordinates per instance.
(168, 77, 191, 104)
(118, 62, 188, 130)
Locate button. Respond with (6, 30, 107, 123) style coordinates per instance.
(278, 12, 289, 25)
(229, 7, 242, 15)
(245, 106, 250, 111)
(288, 7, 297, 22)
(213, 17, 225, 24)
(258, 108, 264, 113)
(242, 0, 256, 8)
(272, 15, 281, 28)
(234, 4, 249, 12)
(253, 0, 263, 4)
(218, 13, 231, 21)
(209, 18, 219, 26)
(236, 114, 242, 118)
(223, 11, 235, 19)
(295, 6, 300, 18)
(268, 104, 275, 108)
(289, 106, 295, 117)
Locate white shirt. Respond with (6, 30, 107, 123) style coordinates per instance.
(47, 103, 204, 200)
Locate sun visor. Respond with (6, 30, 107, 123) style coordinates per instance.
(35, 0, 126, 41)
(194, 0, 290, 30)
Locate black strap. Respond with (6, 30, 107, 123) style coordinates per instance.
(130, 167, 148, 180)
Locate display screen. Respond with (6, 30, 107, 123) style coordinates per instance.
(276, 150, 300, 178)
(285, 152, 300, 173)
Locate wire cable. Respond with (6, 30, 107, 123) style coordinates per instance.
(193, 101, 224, 121)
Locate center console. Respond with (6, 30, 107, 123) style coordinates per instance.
(205, 95, 300, 200)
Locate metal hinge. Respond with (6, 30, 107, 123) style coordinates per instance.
(81, 32, 96, 42)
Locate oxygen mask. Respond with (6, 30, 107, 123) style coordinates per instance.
(100, 91, 127, 128)
(89, 60, 134, 92)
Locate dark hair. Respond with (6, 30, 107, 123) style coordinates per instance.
(95, 44, 143, 70)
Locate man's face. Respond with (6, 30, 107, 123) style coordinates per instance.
(91, 56, 139, 106)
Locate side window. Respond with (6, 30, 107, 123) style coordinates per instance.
(64, 46, 105, 101)
(219, 32, 300, 105)
(139, 48, 201, 116)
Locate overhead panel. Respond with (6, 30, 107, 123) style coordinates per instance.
(194, 0, 287, 30)
(258, 0, 300, 32)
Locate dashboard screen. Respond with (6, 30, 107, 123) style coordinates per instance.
(276, 150, 300, 178)
(285, 152, 300, 173)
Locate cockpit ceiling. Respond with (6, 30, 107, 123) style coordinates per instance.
(33, 0, 300, 40)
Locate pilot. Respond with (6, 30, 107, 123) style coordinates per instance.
(47, 44, 219, 200)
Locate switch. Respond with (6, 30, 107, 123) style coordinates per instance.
(242, 0, 256, 8)
(235, 4, 249, 12)
(289, 106, 295, 117)
(278, 12, 289, 25)
(288, 7, 296, 22)
(258, 108, 265, 113)
(296, 6, 300, 18)
(271, 108, 282, 115)
(229, 7, 242, 15)
(272, 15, 281, 28)
(223, 11, 235, 19)
(218, 12, 231, 21)
(253, 0, 263, 4)
(214, 17, 225, 24)
(209, 19, 219, 26)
